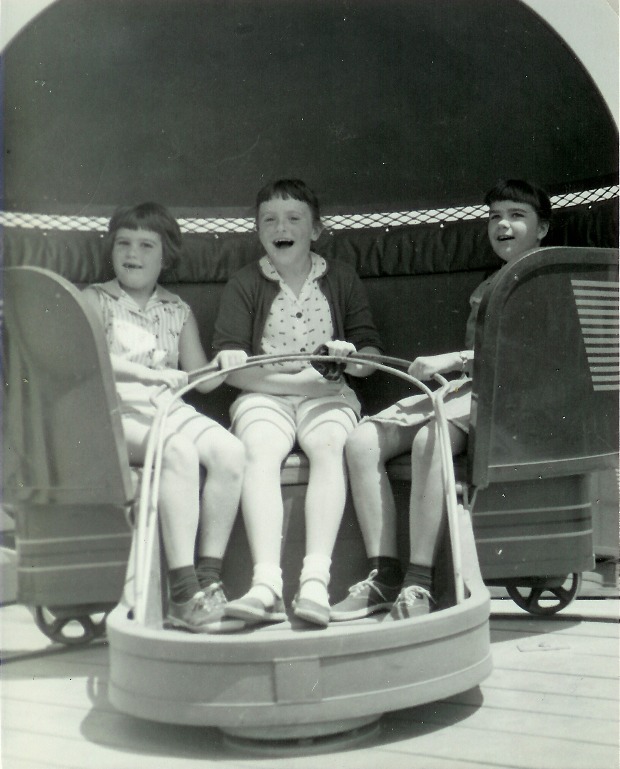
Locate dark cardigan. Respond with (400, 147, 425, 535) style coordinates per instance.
(212, 257, 383, 355)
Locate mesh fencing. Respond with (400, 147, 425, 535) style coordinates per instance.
(1, 185, 617, 234)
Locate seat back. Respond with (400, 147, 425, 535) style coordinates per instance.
(467, 247, 618, 579)
(469, 246, 619, 488)
(3, 266, 133, 606)
(4, 266, 134, 505)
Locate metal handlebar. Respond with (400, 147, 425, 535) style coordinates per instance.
(133, 352, 465, 623)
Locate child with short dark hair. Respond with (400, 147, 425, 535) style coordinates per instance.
(213, 179, 382, 627)
(83, 202, 247, 633)
(331, 180, 552, 622)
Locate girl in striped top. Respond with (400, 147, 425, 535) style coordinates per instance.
(83, 202, 247, 634)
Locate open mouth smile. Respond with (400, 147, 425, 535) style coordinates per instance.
(274, 239, 295, 249)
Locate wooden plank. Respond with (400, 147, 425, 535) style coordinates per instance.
(0, 760, 62, 769)
(490, 641, 619, 677)
(492, 617, 620, 645)
(3, 711, 618, 769)
(491, 629, 620, 657)
(491, 598, 619, 622)
(445, 682, 617, 720)
(2, 679, 113, 713)
(376, 722, 619, 769)
(1, 603, 619, 769)
(1, 700, 230, 766)
(388, 693, 616, 746)
(1, 604, 63, 656)
(1, 646, 109, 675)
(490, 613, 620, 637)
(493, 656, 617, 680)
(1, 732, 231, 769)
(481, 667, 619, 701)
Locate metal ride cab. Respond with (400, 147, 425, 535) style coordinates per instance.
(3, 245, 617, 741)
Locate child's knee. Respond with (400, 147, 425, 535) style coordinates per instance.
(196, 428, 245, 478)
(235, 437, 288, 484)
(214, 433, 245, 477)
(345, 424, 378, 467)
(163, 433, 199, 472)
(410, 425, 437, 461)
(229, 434, 246, 464)
(242, 428, 291, 467)
(302, 425, 348, 459)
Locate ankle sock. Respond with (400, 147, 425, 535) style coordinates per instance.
(168, 565, 201, 604)
(195, 556, 223, 589)
(402, 563, 433, 592)
(245, 562, 283, 607)
(368, 556, 403, 587)
(298, 553, 331, 605)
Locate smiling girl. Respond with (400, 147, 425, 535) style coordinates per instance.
(83, 202, 247, 633)
(331, 180, 552, 623)
(213, 179, 382, 627)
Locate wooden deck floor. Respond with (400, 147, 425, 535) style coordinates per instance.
(1, 588, 618, 769)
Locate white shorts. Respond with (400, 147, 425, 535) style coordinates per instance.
(119, 385, 225, 457)
(364, 377, 472, 434)
(230, 389, 361, 448)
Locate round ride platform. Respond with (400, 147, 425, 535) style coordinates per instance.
(107, 506, 491, 740)
(107, 595, 490, 739)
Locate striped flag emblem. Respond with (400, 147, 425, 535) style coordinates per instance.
(571, 278, 620, 391)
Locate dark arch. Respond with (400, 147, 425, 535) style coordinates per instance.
(2, 0, 618, 214)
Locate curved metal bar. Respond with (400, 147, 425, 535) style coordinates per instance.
(187, 351, 419, 383)
(133, 353, 464, 622)
(432, 374, 465, 604)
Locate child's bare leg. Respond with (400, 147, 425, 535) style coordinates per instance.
(125, 422, 208, 613)
(240, 421, 290, 563)
(345, 421, 417, 559)
(235, 421, 292, 608)
(388, 420, 468, 618)
(408, 421, 467, 568)
(156, 435, 202, 570)
(124, 420, 234, 631)
(194, 428, 245, 560)
(288, 418, 348, 620)
(180, 426, 245, 594)
(156, 435, 234, 627)
(301, 422, 350, 557)
(123, 422, 201, 571)
(328, 419, 421, 622)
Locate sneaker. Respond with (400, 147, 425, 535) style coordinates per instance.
(330, 569, 402, 621)
(187, 581, 247, 633)
(384, 585, 433, 621)
(165, 591, 220, 633)
(201, 581, 227, 612)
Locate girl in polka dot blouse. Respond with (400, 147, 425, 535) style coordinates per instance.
(213, 179, 382, 628)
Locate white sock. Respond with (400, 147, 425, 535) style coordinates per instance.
(298, 554, 331, 605)
(245, 562, 283, 607)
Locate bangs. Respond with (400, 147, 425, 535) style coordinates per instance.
(106, 202, 183, 272)
(484, 180, 552, 222)
(256, 179, 321, 223)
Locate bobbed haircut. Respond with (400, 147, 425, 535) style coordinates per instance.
(104, 201, 184, 271)
(484, 179, 552, 223)
(255, 179, 321, 224)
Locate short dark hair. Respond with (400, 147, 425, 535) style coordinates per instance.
(255, 179, 321, 224)
(104, 202, 183, 271)
(484, 179, 552, 223)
